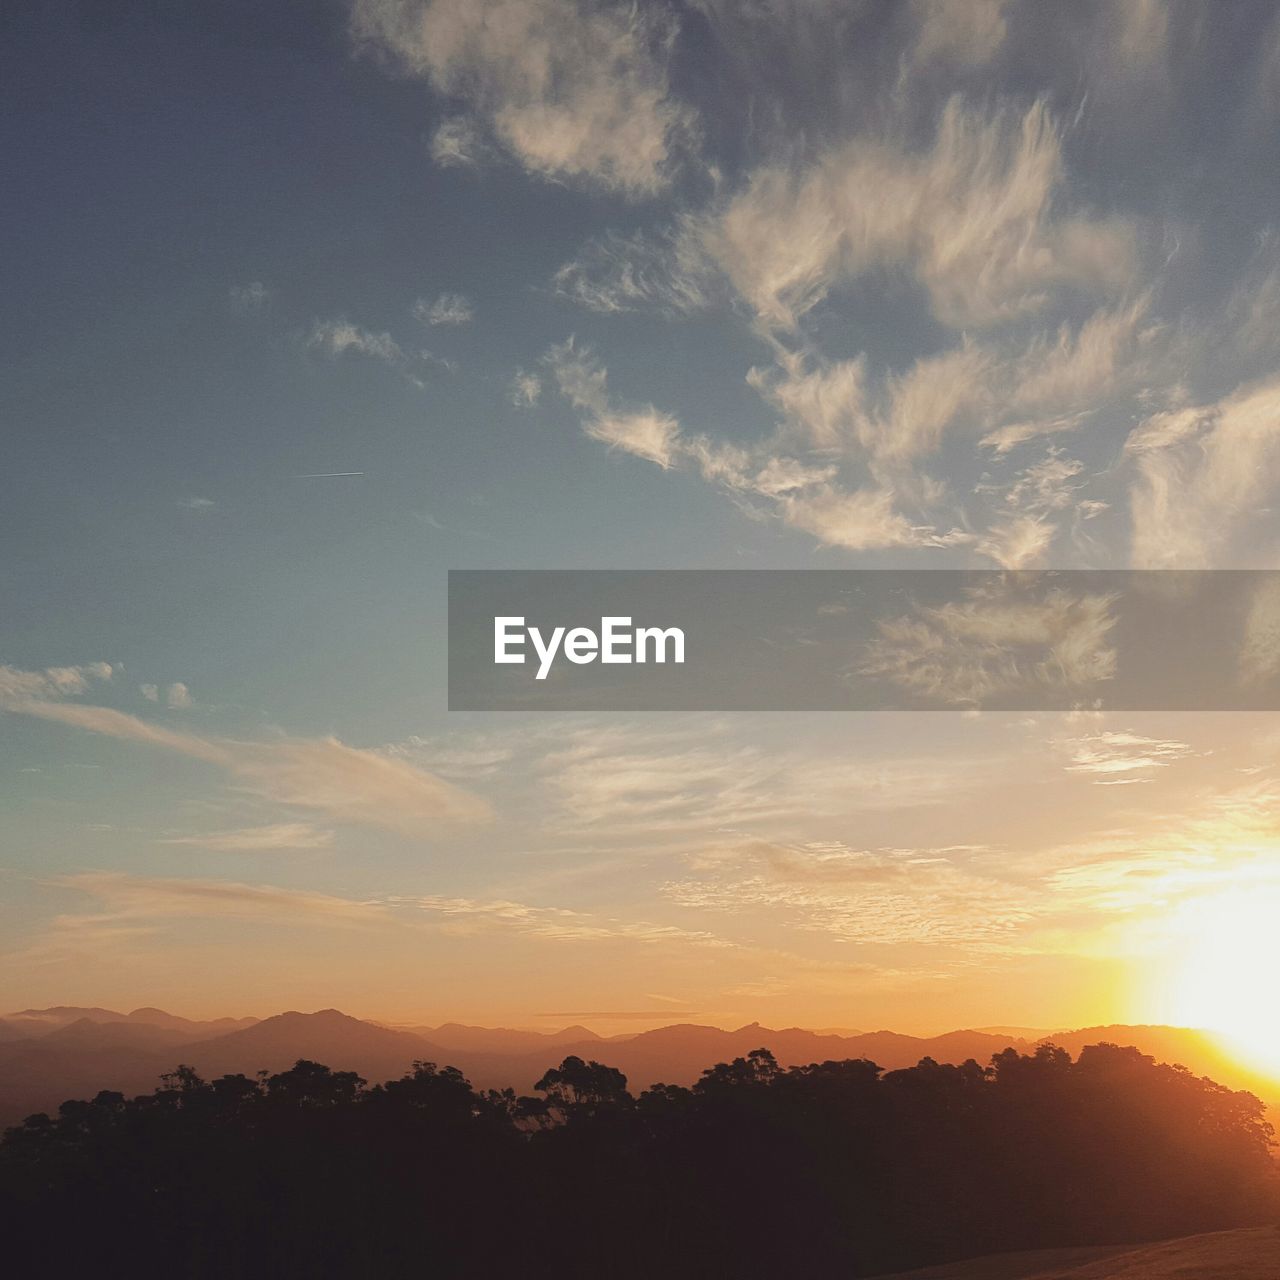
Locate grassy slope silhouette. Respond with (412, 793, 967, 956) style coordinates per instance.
(871, 1226, 1280, 1279)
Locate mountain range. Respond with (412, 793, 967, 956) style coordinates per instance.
(1, 1006, 1274, 1129)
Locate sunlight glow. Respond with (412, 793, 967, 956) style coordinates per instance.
(1165, 887, 1280, 1080)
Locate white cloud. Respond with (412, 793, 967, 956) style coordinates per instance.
(878, 343, 993, 462)
(776, 485, 928, 552)
(859, 580, 1119, 705)
(980, 412, 1092, 456)
(585, 408, 682, 469)
(972, 516, 1055, 570)
(166, 682, 193, 710)
(698, 97, 1134, 332)
(547, 339, 967, 552)
(1007, 298, 1158, 416)
(746, 353, 867, 454)
(412, 292, 474, 326)
(547, 338, 682, 468)
(1059, 730, 1193, 784)
(308, 319, 405, 364)
(0, 661, 113, 704)
(508, 368, 542, 406)
(976, 444, 1105, 565)
(352, 0, 697, 196)
(140, 683, 159, 702)
(546, 337, 608, 415)
(1127, 374, 1280, 567)
(540, 89, 1162, 567)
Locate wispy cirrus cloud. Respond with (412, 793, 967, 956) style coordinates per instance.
(391, 718, 995, 850)
(18, 872, 735, 969)
(508, 368, 542, 407)
(559, 97, 1134, 335)
(159, 822, 336, 852)
(1126, 374, 1280, 568)
(858, 580, 1119, 706)
(1059, 730, 1194, 785)
(2, 661, 487, 835)
(663, 839, 1038, 949)
(540, 64, 1187, 568)
(412, 292, 474, 326)
(1037, 779, 1280, 919)
(545, 339, 956, 551)
(545, 285, 1161, 562)
(54, 871, 387, 927)
(0, 661, 114, 703)
(352, 0, 697, 197)
(552, 224, 714, 316)
(308, 318, 405, 364)
(534, 720, 993, 837)
(397, 892, 733, 948)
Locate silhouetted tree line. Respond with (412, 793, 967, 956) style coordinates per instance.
(0, 1042, 1275, 1278)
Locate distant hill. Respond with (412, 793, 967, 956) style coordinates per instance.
(1, 1007, 1275, 1129)
(869, 1226, 1280, 1279)
(0, 1005, 257, 1041)
(976, 1025, 1057, 1039)
(0, 1006, 134, 1038)
(40, 1017, 196, 1052)
(1034, 1025, 1280, 1100)
(420, 1023, 1044, 1094)
(176, 1009, 441, 1082)
(391, 1021, 609, 1055)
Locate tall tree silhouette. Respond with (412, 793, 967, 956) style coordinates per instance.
(1, 1042, 1274, 1278)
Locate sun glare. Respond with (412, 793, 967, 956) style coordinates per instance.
(1163, 888, 1280, 1080)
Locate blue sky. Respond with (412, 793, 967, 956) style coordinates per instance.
(6, 1, 1280, 1043)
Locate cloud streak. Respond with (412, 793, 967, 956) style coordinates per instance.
(2, 662, 488, 835)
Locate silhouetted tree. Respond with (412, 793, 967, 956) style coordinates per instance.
(0, 1044, 1274, 1278)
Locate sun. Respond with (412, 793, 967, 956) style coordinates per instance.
(1162, 887, 1280, 1080)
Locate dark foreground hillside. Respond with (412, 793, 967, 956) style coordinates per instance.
(1, 1043, 1275, 1279)
(871, 1226, 1280, 1279)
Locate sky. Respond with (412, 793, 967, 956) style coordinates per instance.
(5, 0, 1280, 1049)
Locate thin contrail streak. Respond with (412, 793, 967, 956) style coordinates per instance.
(292, 471, 366, 478)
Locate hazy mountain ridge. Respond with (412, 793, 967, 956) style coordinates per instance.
(0, 1006, 258, 1040)
(389, 1021, 610, 1054)
(1, 1006, 1273, 1128)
